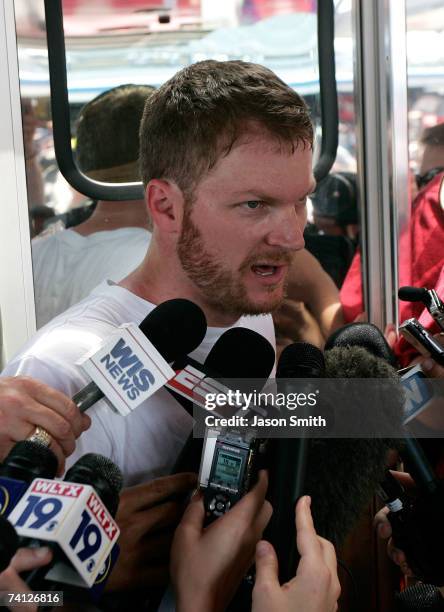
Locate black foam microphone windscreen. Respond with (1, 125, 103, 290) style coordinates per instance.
(0, 441, 58, 483)
(395, 584, 444, 611)
(204, 327, 276, 380)
(325, 322, 398, 367)
(138, 298, 207, 362)
(304, 346, 403, 548)
(65, 454, 123, 518)
(398, 286, 429, 304)
(277, 342, 325, 378)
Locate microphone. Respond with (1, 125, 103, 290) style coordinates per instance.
(171, 327, 276, 474)
(304, 345, 403, 547)
(73, 298, 207, 415)
(267, 342, 325, 582)
(0, 441, 58, 517)
(204, 327, 276, 380)
(396, 584, 444, 611)
(0, 515, 19, 572)
(9, 454, 122, 591)
(325, 323, 440, 496)
(325, 321, 398, 367)
(377, 470, 444, 587)
(41, 454, 123, 600)
(64, 454, 123, 519)
(322, 326, 444, 585)
(399, 286, 444, 332)
(399, 286, 430, 303)
(167, 327, 275, 416)
(277, 342, 325, 379)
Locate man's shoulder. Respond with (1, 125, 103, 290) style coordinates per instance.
(4, 286, 144, 376)
(32, 228, 78, 251)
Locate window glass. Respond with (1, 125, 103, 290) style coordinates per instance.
(398, 1, 444, 327)
(14, 0, 358, 337)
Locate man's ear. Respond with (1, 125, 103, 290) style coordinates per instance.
(146, 179, 184, 233)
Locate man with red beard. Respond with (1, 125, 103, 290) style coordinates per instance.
(2, 60, 314, 590)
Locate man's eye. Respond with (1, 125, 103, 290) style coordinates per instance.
(244, 201, 263, 210)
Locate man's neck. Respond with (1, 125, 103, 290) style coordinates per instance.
(73, 199, 150, 236)
(119, 244, 241, 328)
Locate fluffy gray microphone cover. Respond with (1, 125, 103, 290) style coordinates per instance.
(304, 345, 404, 548)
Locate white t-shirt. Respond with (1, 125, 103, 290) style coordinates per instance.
(32, 228, 151, 328)
(2, 281, 275, 486)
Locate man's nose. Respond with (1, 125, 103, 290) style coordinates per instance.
(265, 208, 306, 251)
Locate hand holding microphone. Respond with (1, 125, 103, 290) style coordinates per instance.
(252, 496, 340, 612)
(374, 470, 416, 579)
(416, 332, 444, 379)
(0, 517, 53, 612)
(0, 452, 123, 610)
(107, 472, 197, 591)
(0, 547, 53, 612)
(326, 323, 444, 587)
(0, 376, 90, 473)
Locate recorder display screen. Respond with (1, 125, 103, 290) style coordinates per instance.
(214, 450, 242, 486)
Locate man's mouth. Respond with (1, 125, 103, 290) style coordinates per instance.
(250, 262, 290, 283)
(252, 264, 279, 277)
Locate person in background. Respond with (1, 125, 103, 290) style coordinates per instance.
(21, 98, 54, 236)
(340, 123, 444, 366)
(416, 122, 444, 190)
(32, 84, 155, 328)
(310, 171, 359, 241)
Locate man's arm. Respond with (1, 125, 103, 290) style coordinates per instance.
(285, 249, 344, 339)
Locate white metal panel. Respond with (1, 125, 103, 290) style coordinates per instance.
(0, 0, 36, 368)
(353, 0, 408, 329)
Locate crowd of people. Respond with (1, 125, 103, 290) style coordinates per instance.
(1, 57, 444, 611)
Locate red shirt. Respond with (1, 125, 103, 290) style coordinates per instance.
(340, 172, 444, 366)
